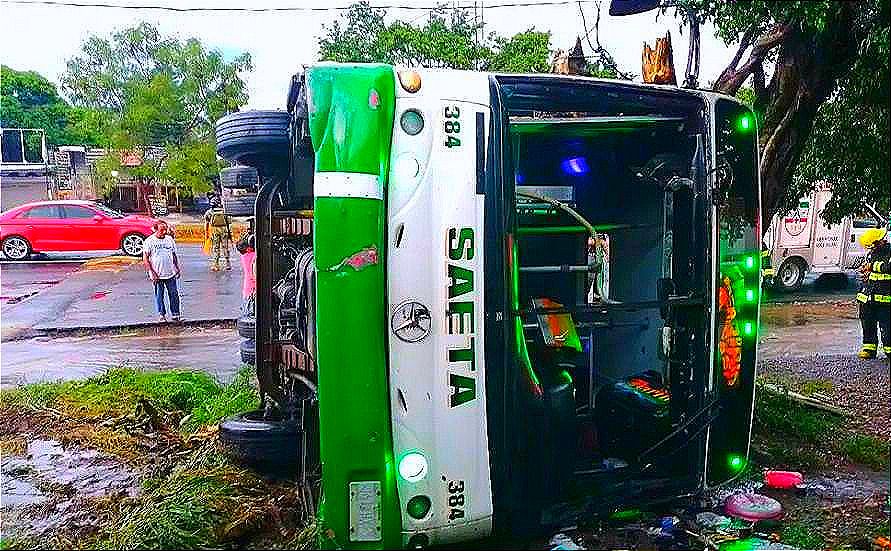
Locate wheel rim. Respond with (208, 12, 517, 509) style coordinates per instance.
(123, 235, 144, 255)
(3, 238, 28, 259)
(780, 263, 800, 286)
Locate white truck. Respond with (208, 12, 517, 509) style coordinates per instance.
(765, 186, 884, 291)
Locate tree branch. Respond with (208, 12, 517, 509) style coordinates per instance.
(714, 24, 791, 94)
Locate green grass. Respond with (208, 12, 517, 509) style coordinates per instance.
(755, 387, 842, 443)
(840, 434, 891, 470)
(782, 519, 826, 549)
(2, 367, 259, 434)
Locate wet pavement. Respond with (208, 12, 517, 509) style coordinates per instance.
(1, 243, 243, 338)
(1, 325, 243, 390)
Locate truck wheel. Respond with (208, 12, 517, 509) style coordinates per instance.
(237, 314, 255, 339)
(216, 110, 290, 167)
(219, 410, 299, 474)
(220, 166, 259, 190)
(222, 190, 257, 217)
(776, 259, 806, 292)
(240, 339, 256, 365)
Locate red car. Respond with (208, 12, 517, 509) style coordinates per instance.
(0, 200, 161, 260)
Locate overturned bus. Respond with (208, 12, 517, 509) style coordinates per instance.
(215, 63, 762, 549)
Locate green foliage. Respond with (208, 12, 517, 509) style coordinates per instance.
(2, 367, 259, 434)
(488, 30, 552, 74)
(163, 141, 222, 198)
(60, 22, 252, 197)
(318, 2, 551, 73)
(794, 17, 890, 222)
(0, 65, 109, 146)
(840, 434, 890, 471)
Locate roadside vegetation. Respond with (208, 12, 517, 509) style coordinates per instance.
(0, 368, 315, 550)
(752, 380, 890, 548)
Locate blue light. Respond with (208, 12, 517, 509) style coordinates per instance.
(561, 156, 589, 175)
(515, 173, 524, 184)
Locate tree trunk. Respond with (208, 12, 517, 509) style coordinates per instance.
(713, 5, 861, 226)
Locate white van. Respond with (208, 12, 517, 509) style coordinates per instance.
(765, 185, 883, 291)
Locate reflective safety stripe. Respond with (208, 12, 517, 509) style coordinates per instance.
(762, 268, 776, 276)
(862, 343, 878, 350)
(868, 272, 891, 281)
(761, 250, 770, 257)
(875, 294, 891, 303)
(315, 172, 383, 200)
(874, 261, 885, 272)
(883, 346, 891, 353)
(857, 292, 870, 303)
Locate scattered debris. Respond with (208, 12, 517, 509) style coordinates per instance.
(760, 382, 849, 415)
(764, 470, 804, 489)
(548, 531, 583, 550)
(725, 493, 783, 522)
(696, 511, 731, 530)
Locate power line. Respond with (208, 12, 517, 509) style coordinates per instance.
(2, 0, 599, 11)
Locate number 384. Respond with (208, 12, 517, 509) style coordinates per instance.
(444, 105, 461, 148)
(447, 479, 465, 521)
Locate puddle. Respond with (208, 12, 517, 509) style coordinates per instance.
(1, 326, 241, 389)
(1, 439, 141, 541)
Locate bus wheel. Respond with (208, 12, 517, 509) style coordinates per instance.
(216, 110, 290, 168)
(777, 259, 806, 292)
(219, 410, 299, 475)
(220, 166, 259, 189)
(240, 338, 256, 365)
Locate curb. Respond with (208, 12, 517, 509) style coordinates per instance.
(4, 318, 238, 342)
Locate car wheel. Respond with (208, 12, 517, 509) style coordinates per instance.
(216, 110, 290, 168)
(121, 233, 146, 257)
(223, 190, 257, 217)
(220, 166, 259, 190)
(2, 236, 31, 261)
(776, 258, 806, 292)
(240, 338, 256, 365)
(219, 409, 299, 474)
(237, 315, 255, 339)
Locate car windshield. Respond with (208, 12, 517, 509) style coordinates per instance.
(94, 204, 125, 218)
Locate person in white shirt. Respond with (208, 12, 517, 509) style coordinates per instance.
(142, 221, 182, 322)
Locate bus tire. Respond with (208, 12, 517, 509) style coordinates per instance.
(237, 314, 255, 339)
(222, 190, 256, 217)
(219, 410, 299, 474)
(220, 166, 259, 190)
(240, 338, 256, 365)
(216, 110, 290, 167)
(776, 258, 806, 292)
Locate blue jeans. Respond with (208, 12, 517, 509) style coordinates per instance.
(154, 277, 180, 317)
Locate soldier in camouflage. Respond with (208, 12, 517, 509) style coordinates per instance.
(204, 198, 232, 271)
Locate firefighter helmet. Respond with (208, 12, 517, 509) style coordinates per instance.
(859, 228, 888, 249)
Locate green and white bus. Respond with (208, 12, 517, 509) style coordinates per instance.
(216, 63, 761, 549)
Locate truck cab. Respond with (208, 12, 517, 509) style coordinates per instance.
(216, 64, 762, 549)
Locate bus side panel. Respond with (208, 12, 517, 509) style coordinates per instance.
(387, 73, 493, 545)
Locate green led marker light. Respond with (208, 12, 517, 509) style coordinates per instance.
(727, 453, 745, 472)
(737, 113, 754, 132)
(743, 321, 754, 336)
(744, 255, 756, 269)
(406, 495, 432, 519)
(745, 289, 756, 302)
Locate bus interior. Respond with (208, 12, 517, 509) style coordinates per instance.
(505, 103, 712, 517)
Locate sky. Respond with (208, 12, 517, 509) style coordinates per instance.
(0, 0, 738, 110)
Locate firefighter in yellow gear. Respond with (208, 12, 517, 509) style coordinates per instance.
(204, 201, 232, 271)
(856, 228, 891, 359)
